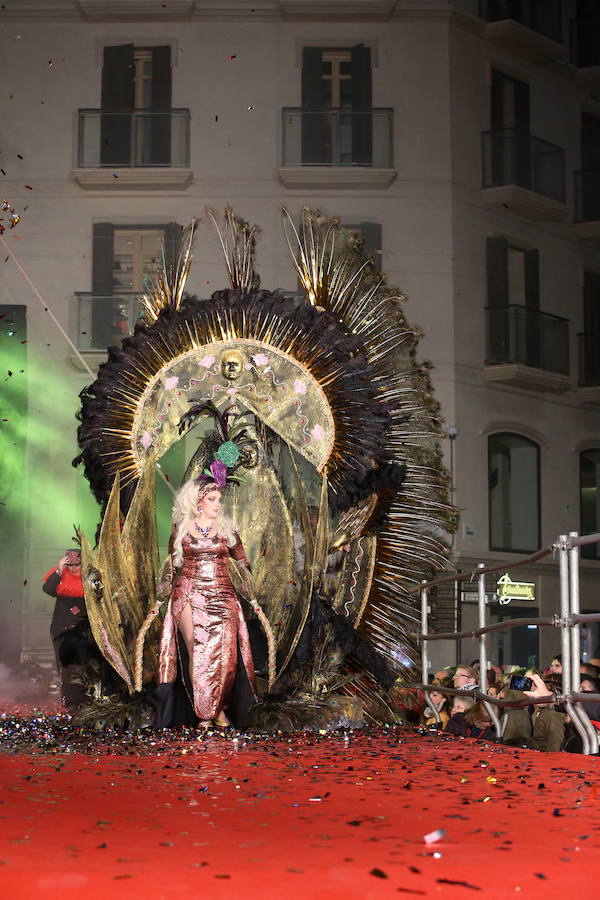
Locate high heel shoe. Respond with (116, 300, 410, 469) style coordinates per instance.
(213, 711, 230, 728)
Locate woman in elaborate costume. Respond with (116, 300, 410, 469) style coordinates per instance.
(157, 475, 257, 728)
(74, 209, 457, 730)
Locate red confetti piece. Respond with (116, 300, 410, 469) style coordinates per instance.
(24, 184, 33, 189)
(227, 55, 237, 60)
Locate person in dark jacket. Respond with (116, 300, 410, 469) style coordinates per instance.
(42, 551, 92, 710)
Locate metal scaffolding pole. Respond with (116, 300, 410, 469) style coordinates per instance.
(568, 531, 598, 754)
(421, 583, 441, 724)
(477, 564, 502, 738)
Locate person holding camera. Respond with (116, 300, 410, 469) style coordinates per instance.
(42, 550, 90, 710)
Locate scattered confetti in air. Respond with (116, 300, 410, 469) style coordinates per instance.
(0, 199, 21, 234)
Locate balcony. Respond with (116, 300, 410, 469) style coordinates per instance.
(484, 305, 571, 392)
(481, 128, 566, 221)
(72, 293, 143, 366)
(578, 332, 600, 404)
(72, 109, 192, 190)
(570, 14, 600, 83)
(574, 170, 600, 243)
(279, 108, 396, 190)
(479, 0, 565, 61)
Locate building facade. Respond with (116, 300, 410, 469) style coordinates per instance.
(1, 0, 600, 673)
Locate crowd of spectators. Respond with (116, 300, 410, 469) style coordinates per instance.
(418, 654, 600, 753)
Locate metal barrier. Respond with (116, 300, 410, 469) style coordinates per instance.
(417, 531, 600, 755)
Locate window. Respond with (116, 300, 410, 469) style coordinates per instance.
(578, 113, 600, 222)
(489, 433, 540, 552)
(486, 237, 539, 310)
(572, 1, 600, 68)
(481, 1, 562, 42)
(581, 271, 600, 385)
(112, 228, 164, 294)
(301, 44, 372, 165)
(486, 237, 541, 367)
(100, 44, 172, 165)
(489, 70, 530, 189)
(83, 222, 180, 350)
(580, 450, 600, 559)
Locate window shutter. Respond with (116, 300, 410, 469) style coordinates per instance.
(100, 44, 134, 165)
(350, 44, 372, 110)
(92, 223, 116, 352)
(302, 47, 325, 110)
(486, 237, 509, 365)
(524, 249, 540, 310)
(163, 222, 182, 274)
(584, 271, 600, 334)
(301, 47, 328, 164)
(486, 237, 509, 308)
(513, 79, 530, 188)
(351, 44, 372, 165)
(101, 44, 135, 109)
(524, 249, 540, 367)
(490, 70, 503, 131)
(150, 45, 172, 165)
(92, 223, 114, 295)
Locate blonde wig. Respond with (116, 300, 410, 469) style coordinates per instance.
(172, 479, 236, 567)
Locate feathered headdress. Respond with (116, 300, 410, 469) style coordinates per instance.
(178, 400, 257, 487)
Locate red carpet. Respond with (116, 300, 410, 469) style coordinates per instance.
(1, 719, 599, 898)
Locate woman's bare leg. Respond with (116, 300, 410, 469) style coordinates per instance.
(178, 605, 210, 727)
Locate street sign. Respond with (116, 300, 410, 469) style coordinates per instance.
(496, 573, 536, 605)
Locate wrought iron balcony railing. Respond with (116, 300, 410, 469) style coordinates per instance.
(479, 0, 562, 43)
(281, 107, 393, 168)
(574, 170, 600, 223)
(486, 304, 569, 375)
(77, 108, 191, 168)
(482, 128, 565, 203)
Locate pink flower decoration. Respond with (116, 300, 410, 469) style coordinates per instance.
(293, 379, 307, 395)
(226, 387, 237, 396)
(165, 376, 179, 390)
(200, 355, 215, 368)
(310, 424, 325, 441)
(140, 431, 153, 449)
(252, 352, 269, 367)
(210, 459, 228, 487)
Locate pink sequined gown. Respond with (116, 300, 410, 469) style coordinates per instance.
(158, 532, 257, 720)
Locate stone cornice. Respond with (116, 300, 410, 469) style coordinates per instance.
(1, 1, 482, 25)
